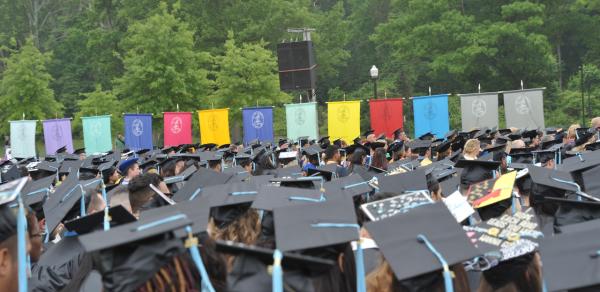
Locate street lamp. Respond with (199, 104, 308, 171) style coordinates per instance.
(370, 65, 379, 99)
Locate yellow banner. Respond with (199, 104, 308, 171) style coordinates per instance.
(198, 108, 231, 145)
(327, 101, 361, 143)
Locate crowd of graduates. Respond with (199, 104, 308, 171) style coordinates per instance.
(0, 117, 600, 292)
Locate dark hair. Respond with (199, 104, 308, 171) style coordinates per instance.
(160, 159, 177, 178)
(324, 145, 340, 161)
(128, 173, 161, 213)
(371, 148, 388, 170)
(0, 204, 17, 243)
(481, 253, 542, 292)
(348, 148, 367, 173)
(311, 243, 357, 292)
(426, 175, 440, 199)
(208, 159, 222, 169)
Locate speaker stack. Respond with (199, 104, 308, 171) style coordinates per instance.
(276, 41, 317, 91)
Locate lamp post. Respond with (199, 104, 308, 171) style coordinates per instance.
(370, 65, 379, 99)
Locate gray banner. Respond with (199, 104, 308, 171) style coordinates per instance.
(503, 88, 545, 130)
(460, 92, 499, 131)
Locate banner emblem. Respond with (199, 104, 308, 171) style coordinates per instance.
(472, 98, 487, 118)
(252, 111, 265, 129)
(131, 119, 144, 137)
(295, 108, 305, 125)
(170, 117, 182, 134)
(337, 105, 349, 122)
(515, 95, 531, 115)
(425, 102, 437, 120)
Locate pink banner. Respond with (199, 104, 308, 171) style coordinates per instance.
(163, 112, 192, 146)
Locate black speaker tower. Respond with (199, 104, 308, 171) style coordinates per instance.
(277, 41, 317, 91)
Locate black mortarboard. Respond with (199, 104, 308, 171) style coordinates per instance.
(34, 236, 84, 267)
(498, 128, 512, 136)
(435, 140, 451, 153)
(408, 139, 432, 152)
(585, 141, 600, 151)
(366, 141, 386, 150)
(375, 168, 428, 194)
(539, 223, 600, 291)
(444, 130, 457, 139)
(418, 132, 435, 141)
(302, 144, 323, 157)
(42, 172, 87, 232)
(216, 239, 335, 270)
(307, 167, 333, 181)
(172, 168, 234, 202)
(363, 129, 374, 137)
(73, 148, 86, 155)
(352, 137, 361, 145)
(376, 133, 386, 140)
(64, 205, 136, 234)
(558, 150, 600, 173)
(22, 174, 55, 206)
(273, 197, 357, 252)
(575, 131, 595, 147)
(252, 185, 324, 211)
(532, 149, 559, 165)
(59, 160, 83, 174)
(440, 176, 460, 197)
(581, 164, 600, 197)
(205, 182, 258, 208)
(521, 129, 539, 139)
(365, 202, 481, 281)
(323, 174, 373, 198)
(344, 144, 369, 156)
(55, 145, 68, 154)
(528, 166, 578, 193)
(77, 207, 191, 251)
(454, 159, 500, 187)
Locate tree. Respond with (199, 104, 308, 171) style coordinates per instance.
(212, 32, 291, 137)
(0, 38, 62, 134)
(113, 3, 212, 114)
(73, 85, 122, 137)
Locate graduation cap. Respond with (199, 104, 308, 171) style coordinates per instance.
(376, 133, 386, 140)
(73, 148, 86, 155)
(344, 144, 369, 156)
(507, 133, 522, 141)
(434, 140, 451, 153)
(497, 128, 512, 136)
(375, 168, 428, 194)
(172, 168, 234, 202)
(444, 130, 457, 139)
(521, 129, 539, 139)
(464, 171, 516, 209)
(361, 190, 434, 221)
(64, 205, 136, 234)
(418, 132, 435, 141)
(365, 202, 481, 281)
(323, 174, 374, 198)
(585, 141, 600, 151)
(464, 207, 542, 264)
(539, 221, 600, 291)
(558, 150, 600, 173)
(59, 159, 84, 174)
(575, 131, 596, 147)
(302, 145, 323, 157)
(55, 145, 68, 154)
(117, 157, 139, 174)
(21, 174, 55, 206)
(363, 129, 375, 137)
(366, 141, 386, 151)
(307, 167, 334, 181)
(532, 149, 559, 165)
(440, 176, 460, 197)
(252, 185, 326, 211)
(215, 239, 335, 270)
(408, 140, 432, 153)
(454, 159, 500, 187)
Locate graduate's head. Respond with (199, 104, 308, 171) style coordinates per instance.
(0, 205, 20, 292)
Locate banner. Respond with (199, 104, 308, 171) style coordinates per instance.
(10, 120, 37, 158)
(412, 94, 449, 139)
(369, 98, 404, 138)
(327, 100, 361, 143)
(242, 107, 274, 144)
(163, 112, 192, 147)
(198, 109, 230, 145)
(42, 119, 74, 155)
(124, 114, 153, 151)
(285, 102, 319, 141)
(82, 115, 112, 154)
(459, 92, 499, 131)
(503, 88, 545, 129)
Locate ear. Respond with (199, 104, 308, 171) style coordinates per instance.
(0, 248, 10, 277)
(38, 218, 46, 234)
(338, 253, 345, 272)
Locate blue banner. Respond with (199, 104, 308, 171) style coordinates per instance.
(124, 114, 153, 151)
(242, 107, 274, 144)
(412, 94, 449, 138)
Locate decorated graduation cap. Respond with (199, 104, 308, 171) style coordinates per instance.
(464, 207, 542, 264)
(360, 190, 434, 222)
(539, 221, 600, 291)
(464, 171, 517, 219)
(365, 202, 481, 285)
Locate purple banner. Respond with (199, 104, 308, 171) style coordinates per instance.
(43, 119, 74, 154)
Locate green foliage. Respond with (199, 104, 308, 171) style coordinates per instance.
(74, 85, 123, 136)
(212, 32, 291, 139)
(0, 39, 61, 134)
(113, 4, 212, 114)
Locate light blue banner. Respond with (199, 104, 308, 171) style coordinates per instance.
(82, 115, 112, 154)
(10, 120, 37, 158)
(412, 94, 449, 138)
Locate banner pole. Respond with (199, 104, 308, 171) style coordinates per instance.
(428, 87, 432, 96)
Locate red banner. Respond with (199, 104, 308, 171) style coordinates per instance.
(369, 98, 404, 138)
(163, 112, 192, 146)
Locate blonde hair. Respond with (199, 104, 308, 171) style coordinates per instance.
(366, 259, 395, 292)
(208, 209, 261, 270)
(567, 124, 580, 139)
(463, 139, 480, 157)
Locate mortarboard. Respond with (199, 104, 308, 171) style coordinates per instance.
(273, 197, 358, 252)
(21, 174, 55, 206)
(365, 202, 481, 281)
(172, 167, 234, 202)
(363, 129, 375, 137)
(366, 141, 386, 150)
(352, 137, 362, 145)
(539, 223, 600, 291)
(444, 130, 457, 139)
(64, 205, 136, 234)
(59, 160, 83, 174)
(361, 190, 434, 221)
(454, 159, 500, 187)
(307, 167, 334, 181)
(55, 145, 68, 154)
(375, 168, 428, 194)
(73, 148, 86, 155)
(435, 140, 451, 153)
(117, 157, 139, 174)
(521, 129, 539, 139)
(302, 145, 323, 157)
(498, 128, 512, 136)
(440, 176, 460, 197)
(34, 236, 85, 267)
(418, 132, 435, 141)
(252, 185, 326, 211)
(408, 139, 432, 152)
(575, 130, 595, 147)
(377, 133, 386, 140)
(344, 144, 369, 156)
(585, 141, 600, 151)
(323, 174, 373, 198)
(464, 171, 516, 209)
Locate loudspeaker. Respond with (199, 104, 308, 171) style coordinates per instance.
(277, 41, 316, 90)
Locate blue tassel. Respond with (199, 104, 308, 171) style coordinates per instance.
(417, 234, 453, 292)
(185, 226, 216, 292)
(17, 197, 28, 292)
(272, 249, 283, 292)
(101, 185, 110, 231)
